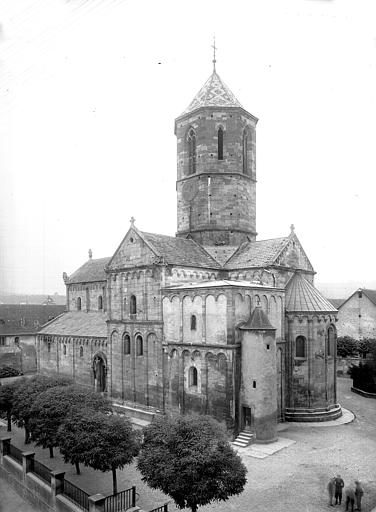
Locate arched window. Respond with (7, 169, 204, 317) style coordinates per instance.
(130, 295, 137, 315)
(14, 336, 19, 345)
(77, 297, 82, 311)
(218, 127, 224, 160)
(63, 344, 66, 355)
(98, 295, 103, 310)
(189, 366, 198, 387)
(190, 315, 197, 330)
(80, 346, 84, 357)
(47, 342, 51, 353)
(295, 336, 306, 358)
(187, 128, 197, 175)
(136, 335, 143, 356)
(123, 334, 131, 355)
(242, 129, 248, 174)
(327, 326, 335, 356)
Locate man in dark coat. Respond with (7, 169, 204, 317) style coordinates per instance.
(335, 474, 345, 505)
(345, 486, 355, 512)
(355, 480, 364, 511)
(327, 477, 336, 506)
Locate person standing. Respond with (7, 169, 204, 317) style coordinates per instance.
(345, 486, 355, 512)
(355, 480, 364, 511)
(327, 477, 336, 506)
(334, 474, 345, 505)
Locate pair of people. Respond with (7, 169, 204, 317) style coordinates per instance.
(328, 475, 364, 511)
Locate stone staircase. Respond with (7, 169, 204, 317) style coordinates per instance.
(232, 428, 255, 448)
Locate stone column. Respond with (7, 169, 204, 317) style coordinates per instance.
(88, 494, 106, 512)
(22, 451, 35, 482)
(0, 436, 11, 463)
(307, 317, 314, 408)
(50, 470, 65, 506)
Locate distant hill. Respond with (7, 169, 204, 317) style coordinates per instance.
(0, 293, 66, 306)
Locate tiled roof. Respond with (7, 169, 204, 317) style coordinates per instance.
(141, 232, 221, 269)
(225, 237, 289, 269)
(38, 311, 107, 338)
(67, 257, 111, 284)
(361, 289, 376, 306)
(0, 305, 66, 335)
(240, 307, 276, 331)
(327, 298, 345, 309)
(286, 274, 337, 313)
(180, 71, 243, 116)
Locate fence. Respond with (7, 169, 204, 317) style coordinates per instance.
(30, 458, 51, 484)
(104, 486, 136, 512)
(8, 443, 23, 464)
(149, 505, 169, 512)
(63, 478, 90, 511)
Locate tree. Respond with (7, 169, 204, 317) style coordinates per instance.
(12, 375, 72, 443)
(29, 385, 112, 460)
(357, 338, 375, 358)
(137, 415, 247, 512)
(348, 362, 376, 393)
(337, 336, 358, 357)
(57, 410, 140, 492)
(0, 383, 18, 431)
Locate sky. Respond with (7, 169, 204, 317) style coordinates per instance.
(1, 0, 376, 297)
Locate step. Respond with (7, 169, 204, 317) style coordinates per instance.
(232, 441, 250, 448)
(237, 434, 253, 441)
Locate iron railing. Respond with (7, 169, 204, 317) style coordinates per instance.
(104, 486, 136, 512)
(30, 459, 51, 484)
(8, 444, 23, 464)
(149, 504, 169, 512)
(63, 479, 90, 511)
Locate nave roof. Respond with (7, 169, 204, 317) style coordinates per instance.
(39, 311, 107, 338)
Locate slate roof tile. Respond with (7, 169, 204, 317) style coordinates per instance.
(0, 305, 66, 335)
(286, 273, 337, 313)
(225, 237, 289, 269)
(38, 311, 107, 338)
(67, 257, 111, 284)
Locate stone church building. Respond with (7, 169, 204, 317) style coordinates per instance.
(38, 66, 341, 440)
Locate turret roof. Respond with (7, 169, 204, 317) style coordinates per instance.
(286, 273, 337, 313)
(240, 306, 276, 330)
(180, 71, 243, 116)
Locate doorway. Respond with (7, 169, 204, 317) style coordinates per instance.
(93, 355, 106, 392)
(242, 406, 252, 430)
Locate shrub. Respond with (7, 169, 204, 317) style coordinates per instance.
(348, 362, 376, 393)
(0, 366, 22, 378)
(337, 336, 358, 357)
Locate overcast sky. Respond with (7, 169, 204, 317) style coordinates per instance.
(1, 0, 376, 297)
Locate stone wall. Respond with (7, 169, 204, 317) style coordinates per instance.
(337, 292, 376, 339)
(68, 282, 106, 312)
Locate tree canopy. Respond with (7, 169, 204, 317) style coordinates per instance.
(0, 383, 18, 431)
(29, 385, 112, 458)
(137, 415, 247, 512)
(11, 375, 72, 443)
(57, 410, 140, 491)
(337, 336, 358, 357)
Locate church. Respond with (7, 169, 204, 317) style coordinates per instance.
(37, 60, 341, 441)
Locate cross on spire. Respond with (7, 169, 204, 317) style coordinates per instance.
(130, 216, 135, 227)
(211, 36, 217, 72)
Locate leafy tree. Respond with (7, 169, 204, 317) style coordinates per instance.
(137, 415, 247, 512)
(348, 362, 376, 393)
(29, 385, 112, 460)
(357, 338, 375, 358)
(337, 336, 358, 357)
(57, 410, 140, 491)
(12, 375, 72, 443)
(0, 383, 18, 431)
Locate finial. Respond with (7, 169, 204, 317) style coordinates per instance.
(88, 248, 93, 259)
(211, 36, 217, 72)
(130, 216, 135, 227)
(290, 224, 295, 233)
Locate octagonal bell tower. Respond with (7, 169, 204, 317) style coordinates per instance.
(175, 63, 258, 247)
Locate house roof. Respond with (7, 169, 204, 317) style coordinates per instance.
(67, 257, 111, 284)
(337, 288, 376, 310)
(179, 71, 243, 117)
(38, 311, 107, 338)
(286, 273, 337, 313)
(0, 305, 66, 335)
(225, 237, 290, 269)
(140, 232, 221, 269)
(240, 306, 276, 331)
(327, 298, 345, 309)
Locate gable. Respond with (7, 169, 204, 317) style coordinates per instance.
(274, 235, 314, 273)
(107, 228, 158, 270)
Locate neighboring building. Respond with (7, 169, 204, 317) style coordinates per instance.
(0, 294, 66, 306)
(0, 304, 65, 373)
(37, 64, 340, 439)
(336, 289, 376, 340)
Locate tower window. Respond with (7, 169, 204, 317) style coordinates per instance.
(358, 291, 363, 299)
(98, 295, 103, 310)
(130, 295, 137, 315)
(253, 380, 256, 389)
(218, 127, 224, 160)
(47, 342, 51, 353)
(327, 326, 335, 356)
(80, 346, 84, 357)
(77, 297, 82, 311)
(136, 335, 143, 356)
(123, 334, 131, 355)
(63, 345, 66, 355)
(243, 129, 249, 174)
(295, 336, 306, 358)
(187, 128, 197, 175)
(189, 366, 198, 387)
(190, 315, 197, 330)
